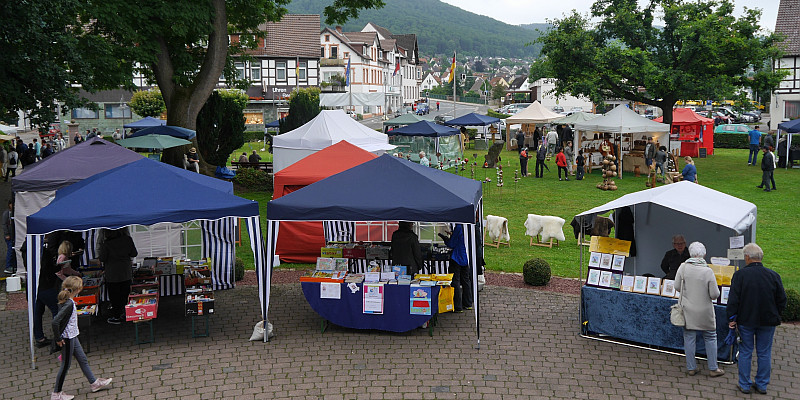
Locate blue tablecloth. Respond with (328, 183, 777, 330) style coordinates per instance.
(302, 282, 439, 332)
(582, 286, 736, 361)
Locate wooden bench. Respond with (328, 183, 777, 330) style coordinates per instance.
(231, 161, 273, 174)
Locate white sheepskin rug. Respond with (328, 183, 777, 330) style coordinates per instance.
(486, 215, 510, 242)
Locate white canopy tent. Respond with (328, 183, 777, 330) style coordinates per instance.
(272, 110, 395, 173)
(319, 93, 385, 108)
(577, 181, 757, 276)
(573, 106, 670, 177)
(503, 101, 563, 150)
(0, 124, 19, 134)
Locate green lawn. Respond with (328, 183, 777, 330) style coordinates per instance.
(228, 141, 273, 166)
(234, 146, 799, 291)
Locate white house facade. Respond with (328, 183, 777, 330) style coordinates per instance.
(770, 0, 800, 129)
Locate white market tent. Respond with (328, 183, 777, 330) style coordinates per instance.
(553, 112, 601, 125)
(0, 124, 20, 134)
(504, 101, 563, 151)
(272, 110, 395, 173)
(577, 181, 757, 276)
(573, 105, 670, 177)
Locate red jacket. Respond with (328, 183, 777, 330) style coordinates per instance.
(556, 152, 567, 167)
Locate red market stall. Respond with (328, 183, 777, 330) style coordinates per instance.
(655, 108, 714, 157)
(272, 141, 377, 263)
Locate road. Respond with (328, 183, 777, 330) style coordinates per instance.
(360, 101, 492, 130)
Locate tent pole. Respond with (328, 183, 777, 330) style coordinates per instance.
(578, 216, 585, 335)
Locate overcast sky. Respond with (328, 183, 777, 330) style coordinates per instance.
(440, 0, 780, 31)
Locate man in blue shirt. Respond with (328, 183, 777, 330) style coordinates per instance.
(748, 128, 761, 166)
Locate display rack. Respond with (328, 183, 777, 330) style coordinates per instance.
(183, 261, 214, 338)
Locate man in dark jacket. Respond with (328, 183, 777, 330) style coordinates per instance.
(15, 139, 28, 168)
(390, 221, 423, 277)
(644, 137, 656, 173)
(99, 228, 138, 324)
(534, 139, 547, 178)
(757, 146, 775, 192)
(660, 235, 689, 280)
(515, 131, 525, 154)
(727, 243, 787, 395)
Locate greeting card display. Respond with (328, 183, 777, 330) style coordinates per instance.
(588, 252, 601, 268)
(609, 273, 622, 290)
(719, 286, 731, 305)
(633, 276, 647, 293)
(661, 279, 676, 297)
(599, 254, 613, 270)
(621, 275, 634, 292)
(586, 269, 601, 286)
(611, 255, 625, 271)
(646, 277, 661, 295)
(598, 271, 613, 288)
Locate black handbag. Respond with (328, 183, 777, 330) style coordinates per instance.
(50, 339, 61, 355)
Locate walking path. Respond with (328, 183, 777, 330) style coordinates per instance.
(1, 277, 798, 399)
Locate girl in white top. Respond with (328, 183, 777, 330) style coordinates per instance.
(50, 277, 112, 400)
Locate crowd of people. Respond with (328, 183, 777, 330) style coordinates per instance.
(1, 134, 72, 181)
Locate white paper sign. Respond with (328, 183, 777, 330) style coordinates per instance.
(364, 272, 380, 283)
(727, 248, 745, 260)
(347, 282, 360, 293)
(710, 257, 730, 266)
(729, 236, 745, 249)
(363, 284, 384, 314)
(320, 282, 341, 299)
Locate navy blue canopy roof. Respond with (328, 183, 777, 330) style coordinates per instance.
(123, 116, 166, 129)
(778, 118, 800, 133)
(265, 118, 284, 128)
(445, 112, 500, 126)
(27, 158, 259, 234)
(128, 125, 196, 139)
(267, 154, 482, 223)
(389, 120, 460, 137)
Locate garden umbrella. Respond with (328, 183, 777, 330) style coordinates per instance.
(127, 125, 196, 140)
(116, 134, 192, 149)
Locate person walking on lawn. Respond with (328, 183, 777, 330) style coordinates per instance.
(556, 147, 569, 181)
(726, 243, 787, 395)
(564, 141, 574, 176)
(545, 129, 558, 159)
(748, 127, 761, 166)
(576, 150, 585, 180)
(535, 139, 547, 178)
(757, 146, 776, 192)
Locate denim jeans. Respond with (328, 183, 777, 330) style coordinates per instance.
(748, 144, 760, 165)
(5, 237, 15, 272)
(576, 165, 584, 180)
(655, 162, 665, 177)
(547, 143, 557, 158)
(683, 329, 718, 371)
(737, 325, 775, 391)
(34, 287, 59, 340)
(54, 337, 95, 393)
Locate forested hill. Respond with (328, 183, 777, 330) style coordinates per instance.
(285, 0, 543, 58)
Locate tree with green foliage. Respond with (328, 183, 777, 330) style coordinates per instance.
(492, 83, 507, 101)
(474, 60, 485, 72)
(196, 89, 248, 166)
(280, 87, 322, 133)
(129, 89, 167, 118)
(0, 0, 135, 130)
(529, 0, 786, 125)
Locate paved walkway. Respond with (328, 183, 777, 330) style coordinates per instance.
(2, 282, 798, 399)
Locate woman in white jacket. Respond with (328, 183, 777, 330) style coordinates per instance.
(674, 242, 725, 377)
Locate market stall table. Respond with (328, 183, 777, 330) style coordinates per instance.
(302, 282, 440, 334)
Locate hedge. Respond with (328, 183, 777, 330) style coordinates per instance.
(714, 133, 800, 149)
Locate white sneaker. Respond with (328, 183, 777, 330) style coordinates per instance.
(91, 377, 113, 392)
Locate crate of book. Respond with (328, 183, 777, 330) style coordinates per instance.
(342, 244, 367, 259)
(176, 258, 211, 276)
(74, 286, 100, 306)
(431, 244, 453, 261)
(184, 267, 212, 286)
(147, 257, 176, 275)
(130, 276, 159, 297)
(185, 287, 215, 316)
(365, 244, 391, 260)
(125, 294, 159, 321)
(299, 270, 347, 283)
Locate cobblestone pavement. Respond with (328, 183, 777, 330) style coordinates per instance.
(2, 283, 798, 399)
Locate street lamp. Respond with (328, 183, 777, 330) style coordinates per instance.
(119, 96, 129, 139)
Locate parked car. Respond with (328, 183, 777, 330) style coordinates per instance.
(552, 105, 564, 113)
(714, 123, 752, 134)
(743, 110, 761, 122)
(416, 103, 430, 115)
(346, 110, 357, 119)
(570, 107, 584, 112)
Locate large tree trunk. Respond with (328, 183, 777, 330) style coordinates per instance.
(151, 0, 228, 175)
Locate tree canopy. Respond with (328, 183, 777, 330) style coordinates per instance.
(129, 89, 166, 118)
(280, 87, 321, 133)
(529, 0, 786, 125)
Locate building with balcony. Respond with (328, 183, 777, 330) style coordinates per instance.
(770, 0, 800, 128)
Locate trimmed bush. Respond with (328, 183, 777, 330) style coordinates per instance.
(523, 258, 551, 286)
(781, 288, 800, 322)
(233, 167, 273, 191)
(713, 133, 749, 149)
(234, 257, 245, 282)
(243, 131, 265, 142)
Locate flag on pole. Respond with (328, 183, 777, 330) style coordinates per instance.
(393, 58, 400, 77)
(345, 57, 351, 86)
(448, 51, 455, 83)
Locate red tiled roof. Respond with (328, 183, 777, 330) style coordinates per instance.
(776, 0, 800, 55)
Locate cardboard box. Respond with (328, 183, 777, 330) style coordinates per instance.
(154, 258, 176, 275)
(74, 287, 99, 306)
(342, 247, 366, 259)
(185, 291, 215, 316)
(366, 245, 390, 260)
(321, 247, 343, 258)
(125, 294, 159, 321)
(184, 268, 212, 286)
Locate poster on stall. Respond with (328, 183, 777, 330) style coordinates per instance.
(320, 282, 341, 299)
(363, 284, 384, 314)
(410, 285, 432, 316)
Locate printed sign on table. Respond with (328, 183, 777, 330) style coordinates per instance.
(363, 284, 384, 314)
(410, 285, 432, 316)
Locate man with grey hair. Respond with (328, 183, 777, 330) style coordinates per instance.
(727, 243, 787, 395)
(660, 234, 689, 280)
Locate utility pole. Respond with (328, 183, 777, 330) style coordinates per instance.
(453, 52, 457, 120)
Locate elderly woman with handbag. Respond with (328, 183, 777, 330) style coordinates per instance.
(674, 242, 724, 377)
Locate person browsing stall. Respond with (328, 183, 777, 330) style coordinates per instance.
(391, 221, 424, 277)
(680, 156, 697, 183)
(99, 228, 138, 325)
(438, 225, 473, 312)
(661, 235, 689, 280)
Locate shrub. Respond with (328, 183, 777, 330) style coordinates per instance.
(488, 109, 510, 119)
(781, 288, 800, 322)
(233, 167, 273, 191)
(523, 258, 551, 286)
(713, 133, 749, 149)
(234, 257, 245, 282)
